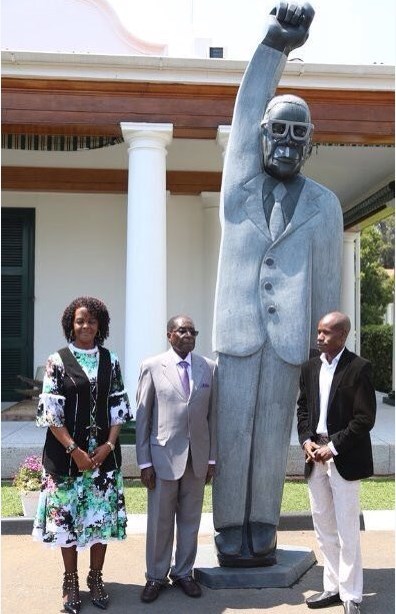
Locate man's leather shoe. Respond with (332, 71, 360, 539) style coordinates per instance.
(306, 591, 341, 609)
(140, 581, 166, 603)
(214, 526, 243, 556)
(249, 522, 277, 556)
(343, 601, 360, 613)
(173, 576, 202, 598)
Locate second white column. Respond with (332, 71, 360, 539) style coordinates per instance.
(121, 122, 173, 395)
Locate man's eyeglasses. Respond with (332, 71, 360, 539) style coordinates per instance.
(173, 327, 199, 337)
(262, 119, 314, 141)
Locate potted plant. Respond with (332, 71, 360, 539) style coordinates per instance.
(13, 455, 43, 517)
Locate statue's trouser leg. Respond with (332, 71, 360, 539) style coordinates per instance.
(213, 346, 300, 530)
(213, 350, 262, 530)
(250, 346, 300, 526)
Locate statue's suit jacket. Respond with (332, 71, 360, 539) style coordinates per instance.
(136, 349, 217, 480)
(213, 44, 343, 363)
(296, 348, 376, 479)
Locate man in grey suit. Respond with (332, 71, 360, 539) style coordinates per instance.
(136, 315, 217, 602)
(212, 3, 343, 565)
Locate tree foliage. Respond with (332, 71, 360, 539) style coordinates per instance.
(361, 324, 393, 392)
(376, 216, 395, 269)
(360, 225, 394, 326)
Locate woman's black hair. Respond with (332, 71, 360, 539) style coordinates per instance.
(61, 296, 110, 345)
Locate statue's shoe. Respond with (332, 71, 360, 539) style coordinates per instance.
(214, 526, 243, 557)
(249, 522, 277, 556)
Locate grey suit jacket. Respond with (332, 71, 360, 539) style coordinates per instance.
(135, 350, 217, 480)
(213, 44, 343, 364)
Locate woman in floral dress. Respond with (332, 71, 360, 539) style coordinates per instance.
(33, 296, 132, 613)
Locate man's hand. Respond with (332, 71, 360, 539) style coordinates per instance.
(205, 464, 216, 484)
(141, 466, 156, 490)
(303, 440, 320, 463)
(263, 2, 315, 55)
(313, 445, 333, 463)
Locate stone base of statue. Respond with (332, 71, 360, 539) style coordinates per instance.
(194, 544, 316, 589)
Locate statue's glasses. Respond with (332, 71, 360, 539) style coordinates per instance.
(173, 327, 199, 337)
(262, 119, 314, 141)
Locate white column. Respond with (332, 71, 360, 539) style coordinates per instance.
(341, 231, 360, 353)
(121, 122, 173, 396)
(201, 192, 221, 357)
(217, 125, 231, 159)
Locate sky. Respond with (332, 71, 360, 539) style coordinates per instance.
(108, 0, 395, 65)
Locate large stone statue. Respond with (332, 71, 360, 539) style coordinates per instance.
(212, 2, 343, 566)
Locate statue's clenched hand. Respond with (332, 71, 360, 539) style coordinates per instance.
(263, 2, 315, 55)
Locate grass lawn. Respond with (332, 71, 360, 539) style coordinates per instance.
(2, 477, 394, 517)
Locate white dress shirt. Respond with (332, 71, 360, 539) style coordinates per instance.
(317, 347, 345, 455)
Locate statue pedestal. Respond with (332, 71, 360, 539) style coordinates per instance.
(194, 544, 316, 589)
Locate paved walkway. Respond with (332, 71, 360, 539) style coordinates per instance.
(1, 394, 394, 612)
(2, 529, 394, 613)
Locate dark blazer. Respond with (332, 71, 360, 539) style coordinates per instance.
(296, 348, 376, 480)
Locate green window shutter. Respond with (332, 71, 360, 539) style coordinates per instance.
(1, 208, 35, 401)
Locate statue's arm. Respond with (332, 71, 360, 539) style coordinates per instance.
(310, 194, 344, 347)
(222, 3, 315, 196)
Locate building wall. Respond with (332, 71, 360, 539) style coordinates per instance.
(2, 191, 217, 385)
(3, 192, 128, 372)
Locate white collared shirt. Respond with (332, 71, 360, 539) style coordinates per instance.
(317, 347, 345, 456)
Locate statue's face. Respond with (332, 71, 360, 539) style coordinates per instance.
(261, 101, 313, 180)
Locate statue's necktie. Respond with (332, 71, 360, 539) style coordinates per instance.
(179, 361, 190, 397)
(269, 183, 287, 241)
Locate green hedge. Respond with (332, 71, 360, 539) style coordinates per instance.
(361, 324, 393, 393)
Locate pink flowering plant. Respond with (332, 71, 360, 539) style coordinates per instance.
(13, 455, 43, 493)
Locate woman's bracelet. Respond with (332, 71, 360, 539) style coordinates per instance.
(65, 441, 78, 454)
(106, 440, 115, 452)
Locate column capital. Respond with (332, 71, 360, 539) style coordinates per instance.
(121, 122, 173, 150)
(200, 191, 220, 209)
(216, 125, 231, 156)
(343, 230, 360, 244)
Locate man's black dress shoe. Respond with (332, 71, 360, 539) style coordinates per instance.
(306, 591, 341, 609)
(173, 576, 202, 598)
(140, 580, 167, 603)
(214, 526, 243, 556)
(249, 522, 277, 556)
(343, 601, 360, 613)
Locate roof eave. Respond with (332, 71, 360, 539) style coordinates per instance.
(1, 50, 394, 91)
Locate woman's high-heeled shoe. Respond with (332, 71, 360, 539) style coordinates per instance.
(87, 569, 109, 610)
(62, 570, 81, 614)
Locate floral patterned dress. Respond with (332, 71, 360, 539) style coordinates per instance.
(32, 344, 132, 551)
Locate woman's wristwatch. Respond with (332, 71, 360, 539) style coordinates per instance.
(106, 440, 115, 452)
(65, 441, 78, 454)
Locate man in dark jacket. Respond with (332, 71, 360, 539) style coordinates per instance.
(297, 311, 376, 614)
